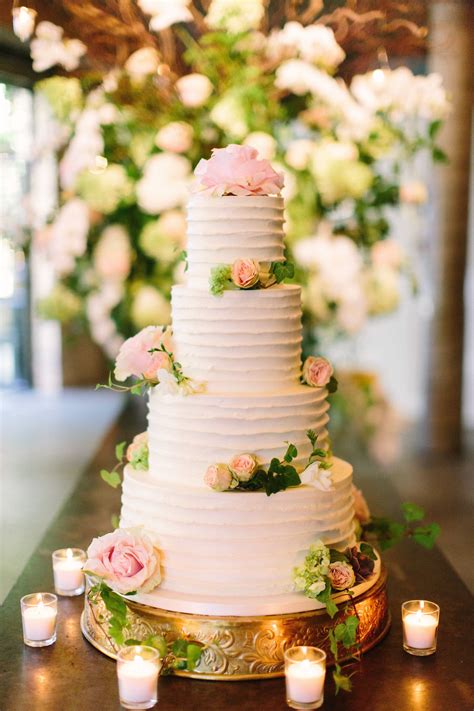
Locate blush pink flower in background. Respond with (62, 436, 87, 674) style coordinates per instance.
(231, 259, 260, 289)
(352, 484, 371, 524)
(302, 355, 334, 387)
(193, 144, 284, 196)
(85, 527, 161, 594)
(114, 325, 173, 382)
(204, 463, 235, 491)
(328, 561, 356, 590)
(229, 453, 259, 482)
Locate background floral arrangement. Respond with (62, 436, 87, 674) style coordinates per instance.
(30, 0, 449, 360)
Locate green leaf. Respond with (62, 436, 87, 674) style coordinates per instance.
(317, 581, 338, 619)
(333, 668, 353, 694)
(360, 543, 377, 561)
(100, 469, 121, 489)
(327, 376, 338, 394)
(429, 119, 442, 139)
(146, 635, 168, 658)
(306, 430, 317, 448)
(412, 523, 441, 549)
(172, 639, 188, 658)
(330, 549, 348, 563)
(125, 638, 143, 646)
(328, 629, 338, 657)
(271, 261, 295, 283)
(432, 146, 448, 163)
(334, 615, 359, 648)
(131, 383, 144, 396)
(186, 643, 203, 671)
(111, 513, 120, 529)
(402, 502, 425, 523)
(115, 441, 126, 462)
(283, 442, 298, 463)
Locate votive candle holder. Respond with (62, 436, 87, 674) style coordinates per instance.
(402, 600, 440, 656)
(21, 592, 58, 647)
(52, 548, 86, 596)
(284, 646, 326, 710)
(117, 645, 162, 710)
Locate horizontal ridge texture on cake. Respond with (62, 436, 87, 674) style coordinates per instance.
(120, 458, 355, 599)
(147, 386, 329, 486)
(186, 195, 285, 288)
(172, 284, 302, 392)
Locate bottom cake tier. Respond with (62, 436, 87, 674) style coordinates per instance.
(81, 565, 390, 680)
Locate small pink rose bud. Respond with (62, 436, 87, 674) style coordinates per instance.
(302, 356, 333, 387)
(228, 453, 258, 482)
(204, 463, 234, 492)
(328, 561, 356, 591)
(231, 258, 260, 289)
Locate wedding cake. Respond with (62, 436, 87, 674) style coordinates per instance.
(114, 145, 373, 617)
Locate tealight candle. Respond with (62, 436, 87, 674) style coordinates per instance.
(284, 646, 326, 710)
(117, 646, 161, 710)
(52, 548, 86, 596)
(402, 600, 440, 656)
(21, 593, 57, 647)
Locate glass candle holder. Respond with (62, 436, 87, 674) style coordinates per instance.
(21, 593, 58, 647)
(402, 600, 440, 656)
(52, 548, 86, 596)
(284, 646, 326, 710)
(117, 645, 162, 710)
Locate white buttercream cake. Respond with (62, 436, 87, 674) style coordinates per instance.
(120, 189, 361, 616)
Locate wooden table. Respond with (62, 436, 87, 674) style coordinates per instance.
(2, 401, 473, 710)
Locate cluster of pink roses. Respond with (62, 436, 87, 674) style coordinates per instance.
(194, 144, 284, 197)
(302, 355, 333, 387)
(85, 527, 161, 595)
(204, 453, 259, 492)
(114, 325, 173, 383)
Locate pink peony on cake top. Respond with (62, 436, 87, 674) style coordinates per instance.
(193, 144, 284, 197)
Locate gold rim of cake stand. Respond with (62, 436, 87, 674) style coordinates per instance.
(81, 565, 390, 680)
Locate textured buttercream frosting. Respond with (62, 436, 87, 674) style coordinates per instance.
(172, 283, 303, 393)
(186, 195, 285, 288)
(120, 458, 355, 606)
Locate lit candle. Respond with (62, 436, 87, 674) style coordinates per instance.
(284, 647, 326, 710)
(117, 646, 161, 710)
(21, 593, 57, 647)
(402, 600, 440, 656)
(52, 548, 86, 596)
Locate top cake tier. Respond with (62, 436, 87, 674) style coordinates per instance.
(186, 195, 285, 289)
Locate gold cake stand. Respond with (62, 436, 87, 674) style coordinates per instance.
(81, 566, 390, 680)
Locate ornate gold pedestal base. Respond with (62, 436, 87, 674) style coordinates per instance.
(81, 566, 390, 680)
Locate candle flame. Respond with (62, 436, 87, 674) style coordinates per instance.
(420, 600, 425, 612)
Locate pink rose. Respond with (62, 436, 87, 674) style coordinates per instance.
(126, 432, 149, 470)
(371, 240, 404, 270)
(193, 144, 284, 197)
(229, 453, 258, 482)
(155, 122, 193, 153)
(85, 528, 161, 594)
(302, 356, 333, 387)
(175, 73, 213, 108)
(352, 485, 371, 524)
(204, 463, 234, 492)
(114, 326, 173, 382)
(328, 561, 356, 591)
(399, 180, 428, 205)
(231, 259, 260, 289)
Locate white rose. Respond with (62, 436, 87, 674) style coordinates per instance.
(155, 121, 193, 153)
(140, 0, 193, 31)
(365, 266, 400, 316)
(175, 73, 213, 108)
(285, 139, 314, 170)
(131, 285, 171, 329)
(136, 152, 191, 214)
(243, 132, 276, 160)
(125, 47, 160, 78)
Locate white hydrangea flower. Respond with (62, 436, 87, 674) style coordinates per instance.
(141, 0, 193, 31)
(243, 132, 277, 160)
(206, 0, 264, 34)
(49, 199, 89, 276)
(125, 47, 160, 78)
(30, 21, 86, 72)
(136, 153, 191, 214)
(268, 22, 345, 70)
